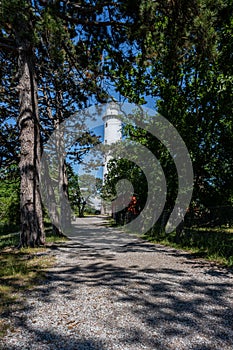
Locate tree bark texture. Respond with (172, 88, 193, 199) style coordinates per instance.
(17, 41, 45, 247)
(55, 89, 71, 231)
(42, 153, 64, 237)
(55, 122, 71, 232)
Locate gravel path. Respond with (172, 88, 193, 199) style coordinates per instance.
(1, 216, 233, 350)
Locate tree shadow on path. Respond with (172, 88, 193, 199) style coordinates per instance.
(1, 216, 233, 350)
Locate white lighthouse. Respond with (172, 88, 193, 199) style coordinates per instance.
(102, 102, 122, 214)
(102, 102, 122, 180)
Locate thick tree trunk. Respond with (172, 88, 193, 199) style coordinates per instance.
(60, 160, 71, 230)
(41, 88, 71, 235)
(41, 88, 65, 236)
(55, 123, 71, 232)
(17, 41, 45, 247)
(55, 90, 71, 232)
(42, 154, 64, 237)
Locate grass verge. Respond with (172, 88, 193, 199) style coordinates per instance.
(0, 226, 68, 337)
(142, 226, 233, 267)
(0, 246, 55, 337)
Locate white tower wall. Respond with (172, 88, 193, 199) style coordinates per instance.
(102, 103, 122, 180)
(102, 103, 122, 215)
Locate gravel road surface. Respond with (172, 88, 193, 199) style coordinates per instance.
(1, 215, 233, 350)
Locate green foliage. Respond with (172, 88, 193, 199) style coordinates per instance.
(111, 0, 233, 211)
(0, 233, 19, 250)
(68, 167, 101, 217)
(102, 117, 179, 230)
(0, 174, 20, 227)
(102, 157, 147, 207)
(1, 0, 232, 246)
(1, 0, 137, 244)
